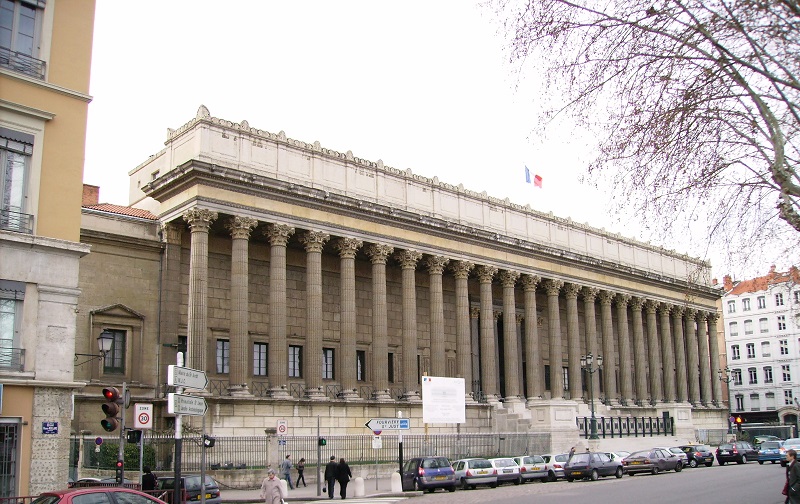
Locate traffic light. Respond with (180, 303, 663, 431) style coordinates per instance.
(115, 459, 124, 484)
(203, 435, 215, 448)
(101, 387, 123, 432)
(318, 437, 327, 446)
(735, 416, 743, 432)
(126, 429, 142, 444)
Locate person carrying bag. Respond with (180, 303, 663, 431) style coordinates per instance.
(786, 449, 800, 504)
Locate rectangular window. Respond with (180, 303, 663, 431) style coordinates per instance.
(760, 318, 769, 333)
(761, 341, 770, 357)
(732, 369, 742, 386)
(289, 345, 303, 378)
(795, 291, 800, 304)
(757, 296, 766, 309)
(253, 342, 268, 376)
(727, 301, 736, 313)
(766, 392, 776, 410)
(742, 298, 751, 311)
(786, 389, 794, 406)
(357, 350, 366, 381)
(744, 320, 753, 335)
(778, 315, 786, 330)
(731, 345, 740, 360)
(729, 322, 738, 336)
(387, 352, 394, 383)
(735, 394, 744, 411)
(776, 293, 784, 306)
(781, 339, 789, 355)
(0, 281, 24, 369)
(322, 348, 335, 380)
(562, 366, 570, 391)
(748, 367, 757, 384)
(746, 343, 755, 359)
(0, 129, 33, 232)
(103, 329, 126, 374)
(782, 365, 791, 382)
(0, 0, 44, 78)
(764, 366, 773, 384)
(544, 365, 551, 391)
(215, 339, 229, 374)
(750, 393, 760, 411)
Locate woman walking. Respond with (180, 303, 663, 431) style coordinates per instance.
(296, 457, 307, 488)
(787, 449, 800, 504)
(335, 457, 352, 500)
(260, 468, 287, 504)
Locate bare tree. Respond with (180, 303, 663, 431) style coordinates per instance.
(492, 0, 799, 267)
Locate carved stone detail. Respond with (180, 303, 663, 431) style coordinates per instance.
(520, 274, 540, 291)
(449, 260, 474, 279)
(182, 208, 217, 231)
(424, 255, 450, 274)
(476, 265, 498, 283)
(335, 237, 363, 258)
(365, 243, 394, 264)
(543, 279, 564, 295)
(582, 287, 600, 302)
(300, 230, 330, 253)
(395, 249, 423, 269)
(658, 302, 672, 316)
(644, 299, 659, 313)
(161, 222, 183, 245)
(615, 293, 631, 306)
(499, 270, 520, 287)
(226, 216, 258, 240)
(563, 282, 581, 299)
(630, 296, 645, 311)
(264, 223, 295, 246)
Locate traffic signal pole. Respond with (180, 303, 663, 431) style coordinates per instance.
(173, 353, 184, 504)
(118, 382, 127, 485)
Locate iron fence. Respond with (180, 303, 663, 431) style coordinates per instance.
(0, 47, 46, 80)
(0, 209, 34, 235)
(0, 348, 24, 372)
(576, 416, 674, 439)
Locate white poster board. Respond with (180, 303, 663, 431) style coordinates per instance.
(421, 376, 465, 424)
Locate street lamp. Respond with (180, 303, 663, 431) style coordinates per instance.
(581, 352, 603, 440)
(718, 366, 733, 434)
(74, 330, 114, 366)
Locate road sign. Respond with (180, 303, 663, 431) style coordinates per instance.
(167, 393, 208, 416)
(372, 436, 382, 449)
(278, 439, 286, 446)
(168, 365, 209, 390)
(134, 403, 153, 429)
(364, 418, 410, 432)
(95, 437, 103, 445)
(277, 419, 288, 436)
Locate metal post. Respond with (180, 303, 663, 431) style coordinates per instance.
(174, 353, 184, 504)
(139, 430, 144, 487)
(588, 368, 597, 439)
(118, 382, 127, 485)
(200, 414, 206, 504)
(397, 411, 404, 476)
(316, 415, 321, 497)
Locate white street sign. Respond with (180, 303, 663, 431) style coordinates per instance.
(134, 403, 153, 429)
(372, 436, 382, 449)
(364, 418, 410, 431)
(277, 419, 288, 436)
(167, 393, 208, 416)
(168, 365, 209, 390)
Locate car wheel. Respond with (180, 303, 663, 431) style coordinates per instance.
(771, 461, 776, 464)
(513, 477, 521, 485)
(448, 485, 456, 492)
(427, 488, 435, 493)
(719, 460, 725, 465)
(461, 478, 469, 490)
(651, 466, 659, 475)
(566, 477, 574, 482)
(758, 460, 764, 465)
(740, 455, 747, 464)
(689, 459, 697, 468)
(489, 482, 498, 488)
(675, 463, 682, 473)
(591, 469, 599, 481)
(705, 462, 713, 467)
(470, 485, 476, 490)
(415, 479, 424, 492)
(615, 467, 623, 479)
(547, 471, 557, 482)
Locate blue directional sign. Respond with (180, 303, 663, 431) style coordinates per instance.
(364, 418, 410, 431)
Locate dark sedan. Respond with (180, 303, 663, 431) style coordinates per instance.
(564, 452, 624, 481)
(716, 441, 758, 465)
(623, 448, 683, 475)
(677, 444, 715, 467)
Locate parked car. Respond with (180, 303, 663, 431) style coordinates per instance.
(68, 478, 100, 488)
(564, 452, 624, 481)
(512, 455, 549, 483)
(716, 441, 758, 465)
(677, 444, 714, 467)
(753, 435, 783, 446)
(605, 451, 630, 463)
(657, 447, 689, 467)
(757, 441, 786, 465)
(400, 456, 457, 492)
(158, 474, 222, 504)
(33, 487, 167, 504)
(541, 453, 569, 481)
(623, 448, 683, 475)
(452, 458, 498, 490)
(488, 457, 522, 485)
(782, 438, 800, 467)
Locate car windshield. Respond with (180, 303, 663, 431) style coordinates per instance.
(570, 453, 591, 463)
(422, 458, 450, 469)
(555, 454, 568, 462)
(469, 459, 492, 469)
(697, 445, 711, 452)
(32, 496, 61, 504)
(493, 459, 514, 468)
(761, 442, 781, 449)
(785, 439, 800, 445)
(529, 456, 544, 463)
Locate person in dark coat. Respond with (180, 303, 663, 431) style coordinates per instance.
(295, 457, 307, 487)
(786, 449, 800, 504)
(324, 455, 338, 499)
(141, 466, 157, 491)
(335, 457, 352, 499)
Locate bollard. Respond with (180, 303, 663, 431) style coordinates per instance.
(353, 476, 365, 497)
(280, 479, 288, 495)
(390, 472, 402, 493)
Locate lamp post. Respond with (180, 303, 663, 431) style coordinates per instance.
(581, 352, 603, 440)
(74, 330, 114, 366)
(718, 366, 733, 434)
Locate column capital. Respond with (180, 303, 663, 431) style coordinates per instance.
(630, 296, 645, 311)
(300, 230, 331, 253)
(543, 279, 564, 295)
(695, 310, 708, 322)
(182, 208, 218, 231)
(707, 311, 720, 323)
(644, 299, 659, 313)
(264, 223, 295, 246)
(365, 243, 394, 264)
(499, 270, 520, 287)
(520, 274, 540, 291)
(582, 286, 599, 302)
(161, 222, 183, 245)
(516, 313, 524, 323)
(615, 293, 631, 306)
(658, 302, 672, 316)
(449, 260, 474, 279)
(672, 305, 686, 317)
(685, 307, 697, 318)
(424, 255, 450, 274)
(395, 249, 423, 269)
(335, 237, 363, 258)
(470, 306, 480, 319)
(598, 290, 615, 305)
(476, 265, 498, 283)
(494, 310, 503, 320)
(227, 216, 259, 240)
(563, 282, 581, 299)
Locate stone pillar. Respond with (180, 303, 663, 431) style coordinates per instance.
(599, 290, 617, 403)
(265, 223, 295, 398)
(564, 283, 582, 401)
(645, 300, 662, 403)
(301, 231, 330, 400)
(516, 313, 525, 398)
(697, 311, 712, 405)
(615, 294, 633, 404)
(708, 313, 723, 405)
(659, 303, 676, 402)
(544, 279, 564, 399)
(397, 250, 423, 400)
(366, 244, 394, 401)
(672, 306, 688, 402)
(451, 261, 474, 402)
(582, 287, 600, 401)
(522, 275, 543, 402)
(227, 216, 258, 395)
(160, 223, 183, 357)
(685, 308, 700, 405)
(182, 208, 217, 372)
(470, 306, 481, 396)
(630, 297, 648, 404)
(477, 265, 499, 402)
(337, 237, 363, 400)
(499, 270, 521, 402)
(426, 256, 450, 377)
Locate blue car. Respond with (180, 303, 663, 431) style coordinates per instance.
(757, 441, 785, 465)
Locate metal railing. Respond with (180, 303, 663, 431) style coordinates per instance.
(0, 46, 46, 80)
(0, 348, 24, 371)
(576, 416, 674, 439)
(0, 208, 34, 234)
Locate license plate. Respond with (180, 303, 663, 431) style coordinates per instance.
(477, 470, 487, 474)
(572, 471, 581, 476)
(532, 466, 540, 470)
(631, 461, 642, 465)
(204, 495, 211, 499)
(434, 476, 445, 480)
(721, 451, 729, 455)
(503, 469, 512, 473)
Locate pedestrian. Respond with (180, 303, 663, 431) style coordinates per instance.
(324, 455, 338, 499)
(335, 457, 352, 500)
(260, 468, 287, 504)
(786, 449, 800, 504)
(296, 457, 307, 488)
(141, 466, 157, 491)
(279, 454, 294, 490)
(568, 446, 575, 461)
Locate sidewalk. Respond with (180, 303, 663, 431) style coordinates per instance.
(220, 476, 416, 502)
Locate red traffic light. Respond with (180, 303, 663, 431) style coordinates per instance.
(115, 460, 123, 468)
(103, 387, 121, 402)
(735, 416, 743, 424)
(101, 387, 123, 432)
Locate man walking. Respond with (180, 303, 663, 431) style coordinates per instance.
(280, 454, 294, 490)
(324, 455, 338, 499)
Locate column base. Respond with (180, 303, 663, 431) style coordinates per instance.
(228, 385, 252, 397)
(526, 396, 547, 408)
(269, 386, 292, 400)
(372, 389, 394, 402)
(401, 390, 421, 402)
(485, 394, 501, 406)
(338, 389, 360, 401)
(465, 393, 477, 405)
(502, 396, 525, 408)
(305, 387, 326, 401)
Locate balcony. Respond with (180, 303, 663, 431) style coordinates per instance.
(0, 208, 34, 234)
(0, 347, 25, 372)
(0, 46, 46, 80)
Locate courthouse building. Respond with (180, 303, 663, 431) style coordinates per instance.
(72, 106, 727, 448)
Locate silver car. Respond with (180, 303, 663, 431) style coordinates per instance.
(512, 455, 549, 482)
(488, 457, 522, 485)
(452, 458, 498, 490)
(541, 453, 570, 481)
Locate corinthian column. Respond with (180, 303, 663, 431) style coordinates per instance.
(300, 230, 330, 400)
(397, 250, 423, 401)
(426, 256, 450, 377)
(336, 237, 363, 400)
(564, 283, 582, 401)
(659, 303, 676, 402)
(500, 270, 521, 402)
(451, 260, 474, 402)
(630, 297, 648, 404)
(477, 265, 499, 402)
(582, 288, 600, 401)
(227, 216, 258, 396)
(160, 223, 183, 358)
(697, 311, 712, 405)
(616, 294, 633, 404)
(685, 308, 700, 404)
(544, 279, 564, 399)
(599, 291, 617, 403)
(522, 275, 543, 402)
(182, 208, 217, 372)
(708, 313, 723, 405)
(366, 244, 394, 401)
(672, 306, 688, 402)
(265, 223, 294, 398)
(645, 300, 663, 403)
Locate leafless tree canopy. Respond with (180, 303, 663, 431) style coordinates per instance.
(493, 0, 800, 267)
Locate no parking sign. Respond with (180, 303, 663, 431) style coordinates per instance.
(134, 403, 153, 429)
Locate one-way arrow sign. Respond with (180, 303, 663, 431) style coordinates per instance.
(167, 393, 208, 416)
(364, 418, 410, 431)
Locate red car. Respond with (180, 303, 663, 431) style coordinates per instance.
(33, 487, 168, 504)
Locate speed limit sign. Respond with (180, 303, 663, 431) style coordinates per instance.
(277, 419, 288, 436)
(134, 403, 153, 429)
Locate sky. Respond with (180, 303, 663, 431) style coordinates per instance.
(84, 1, 727, 278)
